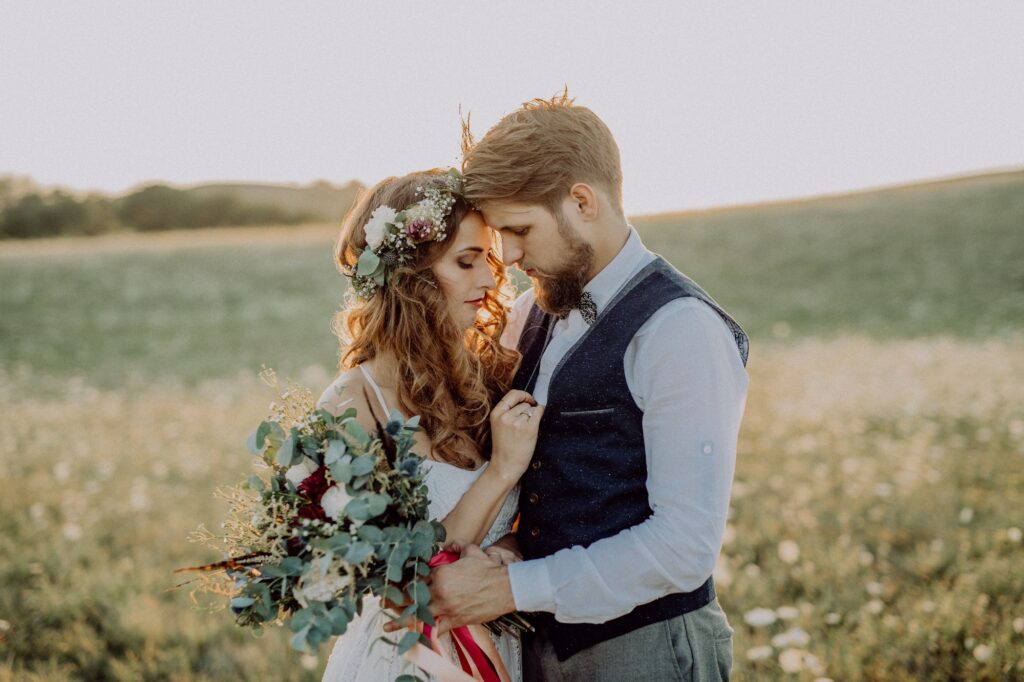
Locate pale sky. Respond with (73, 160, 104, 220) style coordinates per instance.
(2, 2, 1023, 215)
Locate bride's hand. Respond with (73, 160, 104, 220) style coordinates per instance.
(483, 545, 522, 566)
(489, 390, 544, 482)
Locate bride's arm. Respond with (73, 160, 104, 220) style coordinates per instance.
(438, 390, 543, 547)
(439, 465, 520, 547)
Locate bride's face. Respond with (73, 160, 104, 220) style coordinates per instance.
(431, 211, 497, 329)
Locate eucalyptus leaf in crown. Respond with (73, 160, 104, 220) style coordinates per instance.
(346, 168, 464, 300)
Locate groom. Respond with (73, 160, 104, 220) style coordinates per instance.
(430, 92, 750, 681)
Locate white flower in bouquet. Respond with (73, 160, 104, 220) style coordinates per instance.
(320, 484, 355, 521)
(293, 556, 351, 606)
(364, 206, 396, 250)
(285, 459, 317, 487)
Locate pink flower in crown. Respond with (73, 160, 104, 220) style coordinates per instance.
(405, 217, 435, 242)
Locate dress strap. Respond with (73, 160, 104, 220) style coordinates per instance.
(358, 365, 393, 416)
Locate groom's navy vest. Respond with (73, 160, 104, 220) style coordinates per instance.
(512, 256, 749, 661)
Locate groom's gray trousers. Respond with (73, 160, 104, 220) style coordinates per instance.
(522, 598, 734, 682)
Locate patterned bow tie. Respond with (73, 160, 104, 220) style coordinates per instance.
(564, 291, 598, 325)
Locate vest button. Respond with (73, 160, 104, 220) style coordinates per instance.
(530, 527, 540, 537)
(531, 461, 542, 471)
(528, 492, 539, 504)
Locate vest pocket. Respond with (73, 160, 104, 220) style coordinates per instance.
(557, 407, 616, 418)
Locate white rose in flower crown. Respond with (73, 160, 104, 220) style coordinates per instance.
(363, 205, 397, 251)
(320, 484, 355, 521)
(284, 459, 317, 487)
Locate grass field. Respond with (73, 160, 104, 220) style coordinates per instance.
(2, 171, 1023, 680)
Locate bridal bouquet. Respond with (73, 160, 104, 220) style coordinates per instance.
(179, 372, 444, 655)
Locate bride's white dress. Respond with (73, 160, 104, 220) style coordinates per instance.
(319, 366, 522, 682)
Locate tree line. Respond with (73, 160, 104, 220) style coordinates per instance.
(0, 181, 315, 239)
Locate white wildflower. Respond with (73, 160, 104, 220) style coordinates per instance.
(776, 605, 800, 620)
(746, 645, 773, 661)
(53, 461, 71, 482)
(62, 523, 82, 541)
(778, 648, 807, 673)
(959, 506, 974, 524)
(778, 539, 800, 564)
(743, 607, 777, 627)
(772, 627, 811, 648)
(1007, 527, 1022, 543)
(866, 599, 884, 614)
(972, 644, 993, 662)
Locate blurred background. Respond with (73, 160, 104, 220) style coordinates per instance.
(2, 2, 1023, 680)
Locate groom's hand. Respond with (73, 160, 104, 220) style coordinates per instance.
(430, 541, 517, 635)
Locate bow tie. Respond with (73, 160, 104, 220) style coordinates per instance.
(561, 291, 598, 325)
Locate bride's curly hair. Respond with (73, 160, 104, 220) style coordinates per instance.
(332, 169, 521, 468)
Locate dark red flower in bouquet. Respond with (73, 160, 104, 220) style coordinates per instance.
(297, 465, 330, 503)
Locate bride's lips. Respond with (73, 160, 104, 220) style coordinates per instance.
(466, 298, 484, 308)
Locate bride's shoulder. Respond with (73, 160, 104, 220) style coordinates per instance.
(316, 368, 369, 416)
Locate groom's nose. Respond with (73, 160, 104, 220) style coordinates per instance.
(499, 234, 524, 266)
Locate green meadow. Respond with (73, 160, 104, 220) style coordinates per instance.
(1, 171, 1022, 680)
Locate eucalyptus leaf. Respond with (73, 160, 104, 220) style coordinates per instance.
(344, 541, 373, 564)
(328, 455, 353, 483)
(291, 607, 314, 632)
(279, 556, 304, 576)
(397, 630, 422, 656)
(345, 420, 370, 445)
(290, 625, 311, 652)
(276, 435, 297, 467)
(356, 248, 380, 276)
(416, 604, 435, 627)
(381, 584, 405, 606)
(368, 493, 391, 516)
(246, 421, 272, 455)
(350, 456, 375, 477)
(328, 606, 350, 635)
(387, 544, 411, 577)
(410, 580, 430, 607)
(357, 524, 384, 544)
(324, 439, 347, 465)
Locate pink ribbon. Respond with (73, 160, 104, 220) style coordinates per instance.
(415, 550, 510, 682)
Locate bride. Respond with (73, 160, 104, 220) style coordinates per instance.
(317, 169, 540, 681)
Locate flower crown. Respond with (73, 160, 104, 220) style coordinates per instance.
(345, 169, 464, 300)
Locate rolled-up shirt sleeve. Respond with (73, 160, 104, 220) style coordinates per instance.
(508, 298, 748, 623)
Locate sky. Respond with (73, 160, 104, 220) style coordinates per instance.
(2, 2, 1023, 215)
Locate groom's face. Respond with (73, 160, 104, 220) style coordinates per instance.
(481, 199, 595, 317)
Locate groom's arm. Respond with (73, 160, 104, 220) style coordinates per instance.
(507, 299, 749, 623)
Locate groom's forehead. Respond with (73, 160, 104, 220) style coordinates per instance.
(481, 202, 544, 228)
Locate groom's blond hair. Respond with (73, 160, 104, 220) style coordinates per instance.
(461, 88, 624, 216)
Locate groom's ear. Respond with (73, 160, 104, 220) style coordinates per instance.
(568, 183, 600, 222)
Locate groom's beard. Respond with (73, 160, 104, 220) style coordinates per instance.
(529, 220, 595, 318)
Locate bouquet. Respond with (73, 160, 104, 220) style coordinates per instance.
(179, 372, 441, 655)
(178, 371, 529, 678)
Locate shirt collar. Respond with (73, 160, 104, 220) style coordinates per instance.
(583, 225, 648, 314)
